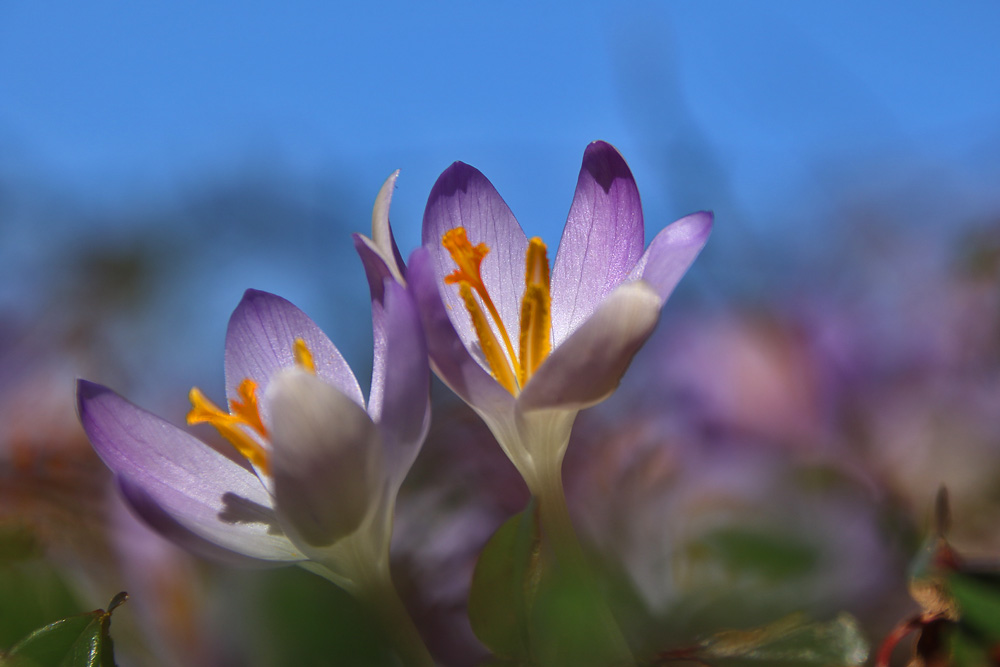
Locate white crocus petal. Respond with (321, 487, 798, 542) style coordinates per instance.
(365, 170, 406, 285)
(266, 368, 382, 549)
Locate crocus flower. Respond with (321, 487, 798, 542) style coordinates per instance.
(407, 140, 711, 496)
(78, 283, 427, 569)
(78, 277, 434, 665)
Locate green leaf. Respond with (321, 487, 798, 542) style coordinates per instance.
(950, 573, 1000, 643)
(468, 499, 541, 662)
(3, 592, 127, 667)
(527, 565, 629, 667)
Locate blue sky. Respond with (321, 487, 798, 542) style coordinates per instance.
(3, 2, 1000, 391)
(4, 1, 999, 246)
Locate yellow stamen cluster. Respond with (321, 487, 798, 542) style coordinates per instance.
(442, 227, 552, 395)
(188, 380, 270, 474)
(187, 337, 317, 473)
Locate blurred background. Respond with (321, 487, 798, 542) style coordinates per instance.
(2, 1, 1000, 665)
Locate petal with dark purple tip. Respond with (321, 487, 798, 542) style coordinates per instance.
(224, 289, 364, 418)
(408, 247, 515, 415)
(421, 161, 528, 349)
(77, 380, 303, 562)
(550, 141, 646, 343)
(518, 281, 661, 412)
(628, 211, 713, 302)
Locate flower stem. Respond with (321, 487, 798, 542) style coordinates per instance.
(355, 568, 437, 667)
(534, 462, 634, 666)
(307, 558, 436, 667)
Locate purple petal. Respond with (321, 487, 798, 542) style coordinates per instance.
(550, 141, 646, 344)
(408, 247, 515, 415)
(421, 162, 528, 350)
(266, 370, 380, 547)
(354, 233, 396, 305)
(77, 380, 303, 562)
(353, 235, 396, 421)
(518, 282, 661, 412)
(224, 289, 363, 420)
(628, 211, 713, 302)
(116, 476, 285, 567)
(370, 280, 430, 492)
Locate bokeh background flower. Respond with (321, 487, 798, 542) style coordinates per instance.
(3, 2, 1000, 665)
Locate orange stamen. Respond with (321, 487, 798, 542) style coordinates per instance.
(458, 283, 519, 394)
(293, 337, 316, 374)
(442, 228, 553, 395)
(185, 339, 319, 474)
(228, 379, 267, 437)
(518, 238, 551, 386)
(442, 227, 520, 382)
(188, 387, 270, 474)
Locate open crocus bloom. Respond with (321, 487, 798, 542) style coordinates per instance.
(77, 284, 429, 585)
(408, 141, 711, 494)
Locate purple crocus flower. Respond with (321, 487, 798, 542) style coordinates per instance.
(407, 141, 711, 495)
(77, 282, 429, 584)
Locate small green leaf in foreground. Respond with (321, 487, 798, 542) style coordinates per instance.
(2, 592, 127, 667)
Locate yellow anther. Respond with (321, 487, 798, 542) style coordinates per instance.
(293, 337, 316, 374)
(442, 229, 554, 395)
(442, 227, 520, 383)
(518, 237, 552, 386)
(188, 386, 270, 475)
(458, 284, 518, 395)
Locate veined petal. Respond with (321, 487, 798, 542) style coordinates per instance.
(408, 247, 515, 416)
(627, 211, 713, 302)
(116, 476, 288, 567)
(355, 233, 398, 305)
(421, 161, 528, 351)
(518, 281, 661, 412)
(550, 141, 645, 344)
(354, 235, 394, 420)
(266, 369, 381, 548)
(224, 289, 364, 421)
(370, 280, 430, 493)
(77, 380, 303, 562)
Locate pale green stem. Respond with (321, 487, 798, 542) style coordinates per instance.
(533, 459, 634, 666)
(354, 567, 436, 667)
(305, 557, 436, 667)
